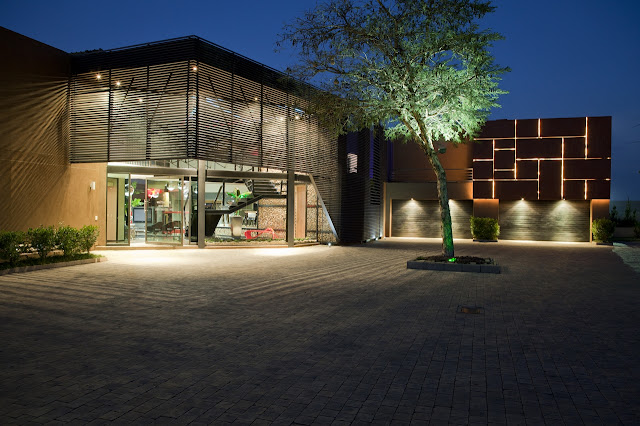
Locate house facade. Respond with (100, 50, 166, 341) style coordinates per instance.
(1, 28, 610, 245)
(386, 117, 611, 241)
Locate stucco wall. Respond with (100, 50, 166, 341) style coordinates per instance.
(0, 28, 106, 245)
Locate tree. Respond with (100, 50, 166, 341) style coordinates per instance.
(279, 0, 508, 257)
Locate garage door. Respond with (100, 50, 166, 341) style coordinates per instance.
(499, 200, 590, 241)
(391, 200, 472, 238)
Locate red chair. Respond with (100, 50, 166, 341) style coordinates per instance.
(244, 228, 275, 240)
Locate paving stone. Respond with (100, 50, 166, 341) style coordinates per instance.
(0, 240, 638, 424)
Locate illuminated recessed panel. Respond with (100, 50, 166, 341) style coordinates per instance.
(474, 117, 611, 201)
(585, 116, 588, 158)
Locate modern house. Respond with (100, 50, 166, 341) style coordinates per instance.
(1, 28, 610, 245)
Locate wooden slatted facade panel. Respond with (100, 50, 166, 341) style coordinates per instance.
(499, 200, 589, 242)
(391, 200, 472, 238)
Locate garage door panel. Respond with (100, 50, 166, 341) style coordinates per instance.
(499, 201, 589, 241)
(392, 200, 472, 238)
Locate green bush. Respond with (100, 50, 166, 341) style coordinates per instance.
(78, 225, 99, 254)
(56, 225, 81, 257)
(0, 230, 28, 266)
(591, 218, 615, 242)
(27, 225, 56, 262)
(470, 216, 500, 240)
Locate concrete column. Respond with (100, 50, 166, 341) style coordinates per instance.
(197, 160, 206, 248)
(285, 96, 295, 248)
(287, 170, 295, 247)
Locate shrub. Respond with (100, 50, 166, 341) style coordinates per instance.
(591, 218, 615, 242)
(635, 222, 640, 239)
(78, 225, 99, 254)
(56, 225, 81, 257)
(0, 230, 28, 266)
(470, 216, 500, 240)
(27, 225, 56, 262)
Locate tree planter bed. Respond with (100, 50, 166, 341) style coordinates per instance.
(407, 255, 500, 274)
(0, 256, 106, 276)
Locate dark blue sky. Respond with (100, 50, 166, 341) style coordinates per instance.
(2, 0, 638, 200)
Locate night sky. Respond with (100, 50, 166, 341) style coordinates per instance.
(2, 0, 638, 200)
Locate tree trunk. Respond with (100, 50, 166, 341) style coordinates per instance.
(425, 149, 455, 258)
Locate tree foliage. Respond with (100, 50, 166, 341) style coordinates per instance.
(280, 0, 507, 143)
(280, 0, 508, 256)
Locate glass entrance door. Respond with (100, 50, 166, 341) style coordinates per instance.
(146, 178, 183, 245)
(106, 173, 131, 245)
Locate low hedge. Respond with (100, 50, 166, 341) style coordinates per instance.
(470, 216, 500, 240)
(0, 224, 99, 265)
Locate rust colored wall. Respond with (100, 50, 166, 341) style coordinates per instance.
(0, 28, 106, 244)
(473, 199, 499, 219)
(590, 199, 610, 241)
(390, 140, 472, 182)
(590, 199, 610, 242)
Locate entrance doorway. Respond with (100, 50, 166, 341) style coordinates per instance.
(145, 178, 183, 245)
(107, 173, 187, 246)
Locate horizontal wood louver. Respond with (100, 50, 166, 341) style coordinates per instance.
(70, 71, 108, 162)
(69, 36, 345, 240)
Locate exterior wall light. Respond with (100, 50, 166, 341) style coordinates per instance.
(115, 81, 121, 87)
(96, 74, 101, 80)
(192, 66, 198, 71)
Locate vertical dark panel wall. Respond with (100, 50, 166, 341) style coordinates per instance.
(339, 128, 386, 243)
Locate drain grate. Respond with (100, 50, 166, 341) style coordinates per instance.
(458, 305, 484, 314)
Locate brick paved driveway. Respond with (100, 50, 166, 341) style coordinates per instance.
(1, 239, 639, 425)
